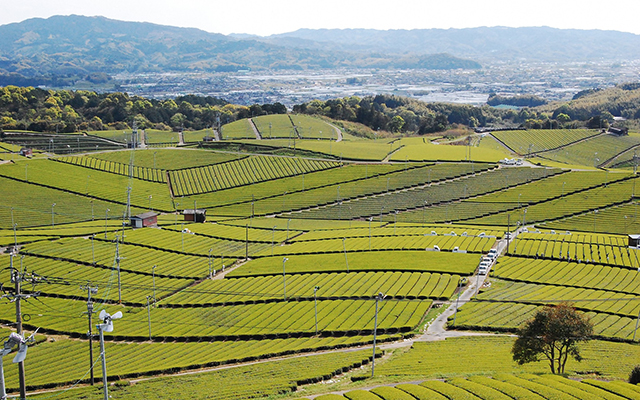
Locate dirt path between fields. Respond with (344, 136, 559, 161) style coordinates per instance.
(327, 122, 343, 142)
(248, 118, 262, 140)
(381, 146, 403, 162)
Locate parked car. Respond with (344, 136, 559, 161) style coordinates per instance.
(478, 262, 490, 275)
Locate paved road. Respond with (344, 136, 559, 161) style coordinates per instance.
(418, 234, 511, 341)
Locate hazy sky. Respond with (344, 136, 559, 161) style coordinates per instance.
(1, 0, 640, 36)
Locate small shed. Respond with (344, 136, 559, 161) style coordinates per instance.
(609, 127, 629, 136)
(183, 209, 206, 223)
(629, 234, 640, 248)
(19, 148, 32, 157)
(130, 212, 158, 228)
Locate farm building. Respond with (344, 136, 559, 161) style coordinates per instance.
(629, 234, 640, 248)
(130, 212, 158, 228)
(609, 127, 629, 136)
(19, 148, 32, 157)
(183, 209, 206, 223)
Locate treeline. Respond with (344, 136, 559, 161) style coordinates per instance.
(487, 93, 548, 107)
(292, 95, 517, 135)
(545, 83, 640, 122)
(0, 86, 286, 133)
(3, 85, 640, 136)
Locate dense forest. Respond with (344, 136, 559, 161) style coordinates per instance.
(487, 94, 548, 107)
(0, 86, 286, 132)
(292, 95, 558, 134)
(541, 83, 640, 122)
(1, 84, 640, 135)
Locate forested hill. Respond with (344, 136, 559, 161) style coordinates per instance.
(2, 84, 640, 135)
(0, 15, 480, 85)
(267, 27, 640, 62)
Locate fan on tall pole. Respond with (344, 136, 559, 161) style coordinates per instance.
(97, 309, 122, 400)
(0, 329, 38, 400)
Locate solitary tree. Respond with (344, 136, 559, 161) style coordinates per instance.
(512, 303, 593, 374)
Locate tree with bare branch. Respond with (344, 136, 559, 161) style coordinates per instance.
(512, 302, 593, 374)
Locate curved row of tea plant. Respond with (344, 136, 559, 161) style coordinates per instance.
(55, 155, 167, 183)
(163, 271, 459, 305)
(169, 156, 338, 196)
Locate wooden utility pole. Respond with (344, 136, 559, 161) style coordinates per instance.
(82, 285, 98, 385)
(506, 214, 511, 255)
(11, 256, 26, 399)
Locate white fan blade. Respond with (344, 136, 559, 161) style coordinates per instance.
(111, 311, 123, 320)
(13, 344, 27, 363)
(98, 310, 107, 320)
(26, 328, 39, 342)
(103, 322, 114, 333)
(1, 348, 11, 357)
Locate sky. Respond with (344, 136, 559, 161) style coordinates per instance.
(1, 0, 640, 36)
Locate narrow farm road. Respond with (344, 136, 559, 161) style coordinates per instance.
(326, 121, 344, 142)
(418, 234, 510, 341)
(248, 118, 262, 140)
(381, 146, 403, 162)
(139, 130, 147, 148)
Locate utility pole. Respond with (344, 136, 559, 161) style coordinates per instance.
(314, 286, 320, 335)
(371, 292, 385, 378)
(342, 238, 349, 273)
(91, 234, 96, 264)
(286, 219, 291, 241)
(152, 265, 157, 304)
(146, 296, 152, 340)
(126, 186, 132, 220)
(208, 250, 213, 279)
(12, 224, 17, 250)
(81, 285, 98, 385)
(245, 224, 249, 259)
(96, 310, 122, 400)
(8, 253, 31, 400)
(104, 209, 110, 239)
(369, 217, 372, 251)
(271, 226, 276, 256)
(282, 258, 288, 301)
(452, 278, 463, 325)
(115, 237, 123, 304)
(506, 214, 511, 255)
(14, 266, 25, 400)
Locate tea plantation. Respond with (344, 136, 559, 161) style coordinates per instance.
(2, 125, 640, 399)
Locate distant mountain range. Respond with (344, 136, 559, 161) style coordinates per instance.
(264, 27, 640, 62)
(0, 15, 479, 84)
(1, 15, 640, 87)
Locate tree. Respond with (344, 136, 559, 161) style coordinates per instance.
(587, 115, 609, 130)
(629, 365, 640, 384)
(170, 113, 187, 129)
(512, 303, 593, 374)
(388, 116, 405, 133)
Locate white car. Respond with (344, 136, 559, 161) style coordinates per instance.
(478, 262, 490, 275)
